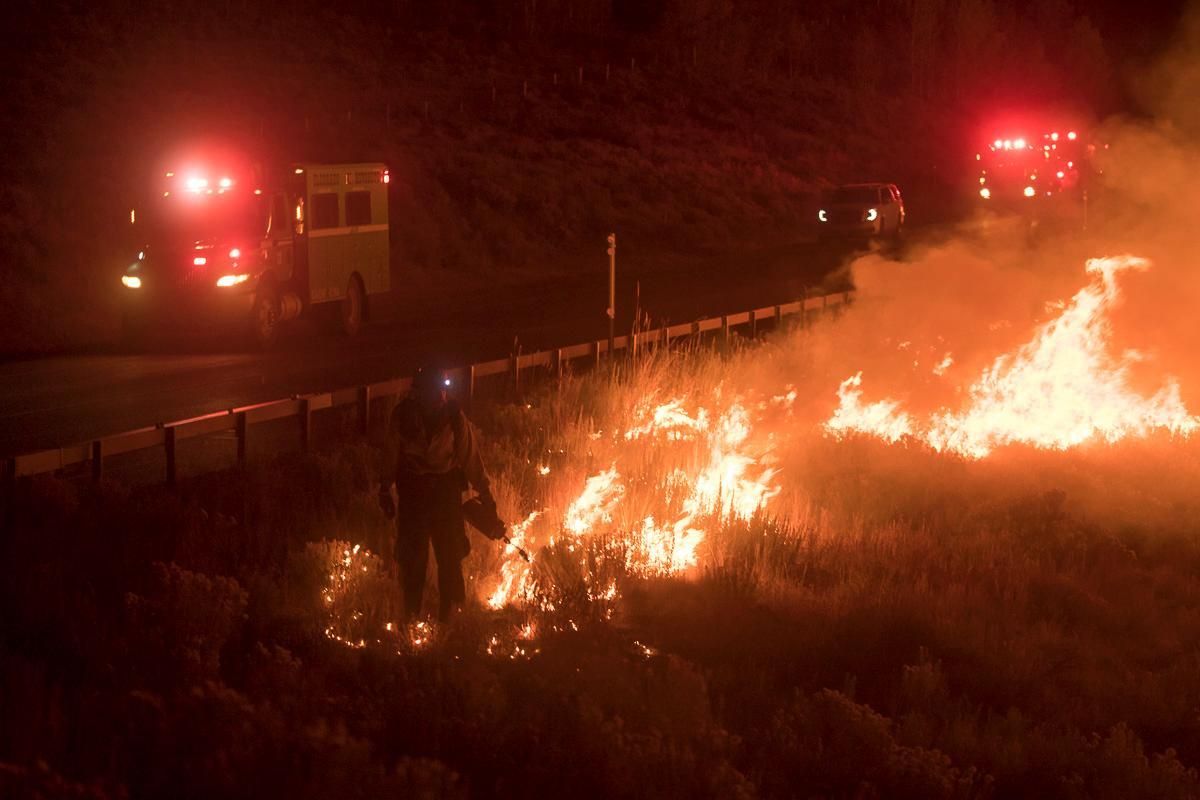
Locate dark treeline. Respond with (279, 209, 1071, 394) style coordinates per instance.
(0, 0, 1132, 352)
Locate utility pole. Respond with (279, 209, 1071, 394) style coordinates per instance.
(606, 233, 616, 362)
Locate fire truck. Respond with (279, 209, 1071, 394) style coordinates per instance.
(121, 160, 391, 347)
(974, 128, 1097, 212)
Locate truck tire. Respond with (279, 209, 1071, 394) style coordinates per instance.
(251, 281, 281, 349)
(341, 274, 365, 337)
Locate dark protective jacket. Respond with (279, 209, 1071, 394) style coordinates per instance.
(385, 396, 490, 494)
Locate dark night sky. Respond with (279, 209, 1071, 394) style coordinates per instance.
(1079, 0, 1190, 59)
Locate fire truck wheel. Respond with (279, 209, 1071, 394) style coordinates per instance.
(341, 274, 365, 337)
(251, 281, 281, 349)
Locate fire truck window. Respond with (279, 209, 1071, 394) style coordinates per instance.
(312, 193, 339, 229)
(345, 191, 371, 226)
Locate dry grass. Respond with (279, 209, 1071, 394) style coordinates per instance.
(5, 324, 1200, 798)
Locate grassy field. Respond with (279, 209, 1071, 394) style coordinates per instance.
(5, 317, 1200, 798)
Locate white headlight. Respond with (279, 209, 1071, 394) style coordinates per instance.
(121, 275, 142, 289)
(818, 209, 828, 223)
(865, 208, 878, 222)
(216, 274, 250, 287)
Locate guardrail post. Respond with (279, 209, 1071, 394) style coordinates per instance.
(553, 348, 564, 381)
(300, 398, 312, 453)
(593, 340, 602, 369)
(510, 353, 520, 395)
(750, 311, 758, 339)
(236, 412, 248, 468)
(774, 304, 783, 330)
(165, 427, 177, 485)
(357, 386, 371, 436)
(720, 315, 730, 356)
(468, 365, 477, 403)
(90, 441, 103, 482)
(822, 294, 828, 317)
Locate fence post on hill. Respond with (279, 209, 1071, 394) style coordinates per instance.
(357, 386, 371, 436)
(300, 398, 312, 453)
(165, 427, 177, 485)
(606, 233, 616, 365)
(236, 412, 248, 468)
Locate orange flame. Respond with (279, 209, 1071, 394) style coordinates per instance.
(826, 255, 1199, 457)
(487, 397, 780, 609)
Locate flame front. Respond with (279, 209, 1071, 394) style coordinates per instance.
(322, 253, 1196, 641)
(486, 395, 780, 609)
(826, 255, 1199, 457)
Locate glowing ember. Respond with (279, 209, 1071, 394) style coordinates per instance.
(825, 256, 1199, 457)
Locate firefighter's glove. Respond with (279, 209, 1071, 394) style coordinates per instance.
(378, 489, 396, 520)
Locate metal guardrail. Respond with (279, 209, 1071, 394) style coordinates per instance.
(4, 290, 853, 484)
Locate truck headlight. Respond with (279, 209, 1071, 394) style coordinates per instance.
(818, 209, 828, 223)
(216, 274, 250, 287)
(122, 275, 142, 289)
(980, 187, 991, 199)
(865, 208, 878, 222)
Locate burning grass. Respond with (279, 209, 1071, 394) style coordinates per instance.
(7, 268, 1200, 796)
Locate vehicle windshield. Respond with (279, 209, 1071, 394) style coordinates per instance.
(827, 187, 879, 204)
(133, 192, 268, 247)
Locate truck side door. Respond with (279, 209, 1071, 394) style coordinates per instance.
(266, 192, 294, 285)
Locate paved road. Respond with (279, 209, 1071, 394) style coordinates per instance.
(0, 235, 887, 456)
